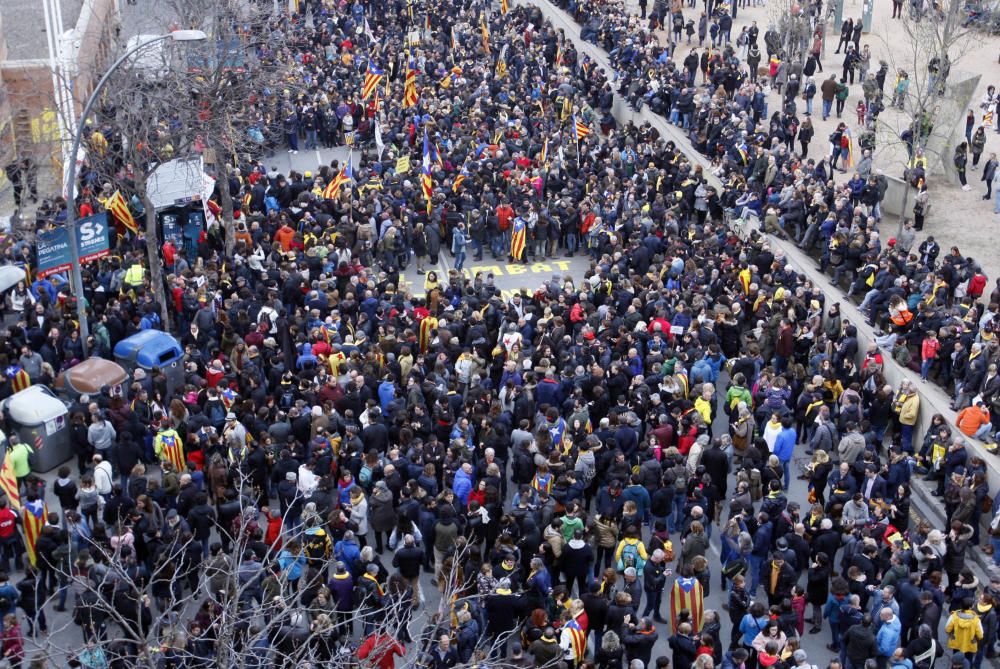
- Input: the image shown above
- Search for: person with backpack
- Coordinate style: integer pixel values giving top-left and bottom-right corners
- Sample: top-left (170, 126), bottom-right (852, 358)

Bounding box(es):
top-left (615, 525), bottom-right (648, 576)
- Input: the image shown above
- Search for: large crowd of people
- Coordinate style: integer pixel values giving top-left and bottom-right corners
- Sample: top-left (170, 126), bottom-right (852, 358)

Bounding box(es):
top-left (0, 0), bottom-right (999, 667)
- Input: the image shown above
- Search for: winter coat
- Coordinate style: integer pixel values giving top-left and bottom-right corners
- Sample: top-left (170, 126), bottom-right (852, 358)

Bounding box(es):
top-left (946, 609), bottom-right (984, 653)
top-left (368, 488), bottom-right (396, 533)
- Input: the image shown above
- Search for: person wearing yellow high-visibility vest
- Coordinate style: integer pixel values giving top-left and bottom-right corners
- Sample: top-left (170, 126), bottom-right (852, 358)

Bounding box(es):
top-left (123, 256), bottom-right (145, 290)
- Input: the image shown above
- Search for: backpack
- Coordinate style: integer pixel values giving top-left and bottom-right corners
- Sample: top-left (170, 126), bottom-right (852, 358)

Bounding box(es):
top-left (206, 401), bottom-right (226, 428)
top-left (723, 557), bottom-right (747, 579)
top-left (618, 541), bottom-right (646, 574)
top-left (278, 384), bottom-right (296, 410)
top-left (662, 539), bottom-right (675, 562)
top-left (672, 466), bottom-right (688, 493)
top-left (359, 463), bottom-right (373, 488)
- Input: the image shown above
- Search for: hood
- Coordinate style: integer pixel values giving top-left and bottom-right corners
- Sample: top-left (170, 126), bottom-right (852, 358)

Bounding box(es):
top-left (568, 539), bottom-right (586, 549)
top-left (953, 611), bottom-right (980, 627)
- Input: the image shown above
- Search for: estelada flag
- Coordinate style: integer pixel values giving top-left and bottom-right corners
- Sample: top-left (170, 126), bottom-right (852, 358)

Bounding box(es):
top-left (158, 431), bottom-right (187, 473)
top-left (361, 62), bottom-right (385, 100)
top-left (23, 498), bottom-right (46, 567)
top-left (669, 576), bottom-right (704, 634)
top-left (564, 617), bottom-right (586, 662)
top-left (510, 217), bottom-right (527, 261)
top-left (0, 452), bottom-right (20, 512)
top-left (5, 366), bottom-right (30, 393)
top-left (107, 190), bottom-right (138, 234)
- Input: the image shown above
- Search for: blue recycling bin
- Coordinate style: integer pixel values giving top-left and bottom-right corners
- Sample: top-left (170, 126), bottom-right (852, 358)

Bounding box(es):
top-left (113, 330), bottom-right (185, 397)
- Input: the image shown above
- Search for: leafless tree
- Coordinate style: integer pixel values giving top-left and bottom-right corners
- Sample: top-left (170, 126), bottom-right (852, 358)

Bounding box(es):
top-left (868, 0), bottom-right (976, 224)
top-left (25, 467), bottom-right (525, 669)
top-left (79, 0), bottom-right (302, 326)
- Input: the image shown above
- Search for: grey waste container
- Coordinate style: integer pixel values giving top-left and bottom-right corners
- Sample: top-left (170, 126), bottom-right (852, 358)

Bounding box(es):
top-left (1, 385), bottom-right (71, 473)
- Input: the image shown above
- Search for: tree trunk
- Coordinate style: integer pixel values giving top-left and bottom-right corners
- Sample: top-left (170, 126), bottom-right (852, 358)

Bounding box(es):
top-left (218, 159), bottom-right (236, 257)
top-left (141, 192), bottom-right (172, 331)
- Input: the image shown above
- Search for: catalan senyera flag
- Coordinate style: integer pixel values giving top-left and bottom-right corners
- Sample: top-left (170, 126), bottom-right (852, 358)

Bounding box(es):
top-left (421, 131), bottom-right (434, 213)
top-left (453, 160), bottom-right (470, 193)
top-left (669, 576), bottom-right (704, 634)
top-left (510, 217), bottom-right (527, 261)
top-left (323, 153), bottom-right (354, 200)
top-left (107, 190), bottom-right (138, 234)
top-left (361, 61), bottom-right (385, 100)
top-left (418, 315), bottom-right (437, 354)
top-left (481, 14), bottom-right (491, 55)
top-left (502, 0), bottom-right (510, 12)
top-left (573, 114), bottom-right (592, 141)
top-left (403, 59), bottom-right (419, 108)
top-left (23, 498), bottom-right (46, 567)
top-left (0, 454), bottom-right (20, 513)
top-left (538, 138), bottom-right (548, 165)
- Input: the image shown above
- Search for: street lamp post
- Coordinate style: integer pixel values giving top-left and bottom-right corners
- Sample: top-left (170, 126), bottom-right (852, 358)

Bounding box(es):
top-left (65, 29), bottom-right (206, 358)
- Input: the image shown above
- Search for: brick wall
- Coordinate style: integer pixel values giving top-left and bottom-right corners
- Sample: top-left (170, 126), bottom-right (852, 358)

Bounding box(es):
top-left (0, 0), bottom-right (119, 182)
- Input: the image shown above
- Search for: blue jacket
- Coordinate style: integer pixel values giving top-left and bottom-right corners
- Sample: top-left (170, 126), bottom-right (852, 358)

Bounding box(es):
top-left (752, 521), bottom-right (773, 557)
top-left (378, 381), bottom-right (395, 415)
top-left (534, 378), bottom-right (563, 408)
top-left (740, 613), bottom-right (770, 646)
top-left (333, 539), bottom-right (360, 569)
top-left (876, 615), bottom-right (901, 656)
top-left (0, 583), bottom-right (17, 617)
top-left (453, 468), bottom-right (474, 505)
top-left (772, 427), bottom-right (797, 463)
top-left (277, 550), bottom-right (306, 581)
top-left (823, 593), bottom-right (846, 623)
top-left (623, 484), bottom-right (651, 519)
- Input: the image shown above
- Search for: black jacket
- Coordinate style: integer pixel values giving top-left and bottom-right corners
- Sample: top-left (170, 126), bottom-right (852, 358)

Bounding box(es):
top-left (843, 623), bottom-right (878, 663)
top-left (187, 503), bottom-right (218, 541)
top-left (392, 545), bottom-right (424, 579)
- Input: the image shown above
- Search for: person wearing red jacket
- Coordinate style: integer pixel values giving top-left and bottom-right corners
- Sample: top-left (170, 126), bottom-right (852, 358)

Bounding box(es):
top-left (921, 330), bottom-right (941, 381)
top-left (0, 499), bottom-right (19, 574)
top-left (357, 632), bottom-right (405, 669)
